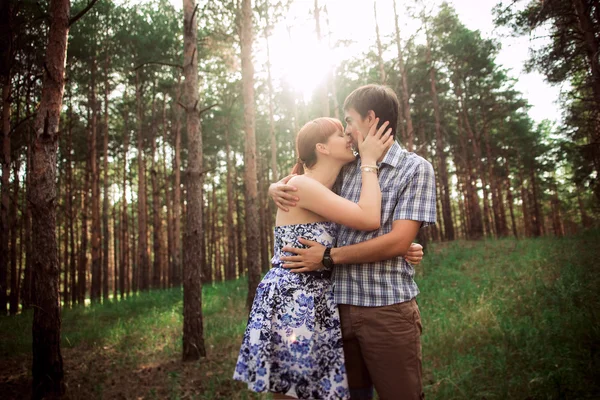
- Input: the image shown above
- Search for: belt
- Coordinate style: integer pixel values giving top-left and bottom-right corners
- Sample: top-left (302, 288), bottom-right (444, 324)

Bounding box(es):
top-left (272, 263), bottom-right (332, 279)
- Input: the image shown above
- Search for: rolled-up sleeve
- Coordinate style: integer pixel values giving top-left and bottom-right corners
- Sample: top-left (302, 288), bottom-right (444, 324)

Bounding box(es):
top-left (392, 159), bottom-right (437, 227)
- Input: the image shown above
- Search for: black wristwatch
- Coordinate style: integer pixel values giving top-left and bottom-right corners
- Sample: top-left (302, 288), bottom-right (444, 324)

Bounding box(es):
top-left (322, 247), bottom-right (334, 268)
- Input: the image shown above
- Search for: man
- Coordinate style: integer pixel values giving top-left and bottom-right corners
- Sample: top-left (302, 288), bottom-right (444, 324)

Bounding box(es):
top-left (269, 84), bottom-right (436, 399)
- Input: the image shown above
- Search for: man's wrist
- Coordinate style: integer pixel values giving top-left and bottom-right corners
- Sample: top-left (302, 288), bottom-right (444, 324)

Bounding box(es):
top-left (330, 247), bottom-right (343, 265)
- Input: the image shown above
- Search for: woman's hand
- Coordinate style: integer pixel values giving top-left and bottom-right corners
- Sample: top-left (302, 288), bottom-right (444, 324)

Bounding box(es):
top-left (357, 118), bottom-right (394, 165)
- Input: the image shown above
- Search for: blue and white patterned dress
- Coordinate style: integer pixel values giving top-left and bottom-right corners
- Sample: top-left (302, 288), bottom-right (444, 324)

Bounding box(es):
top-left (233, 222), bottom-right (350, 399)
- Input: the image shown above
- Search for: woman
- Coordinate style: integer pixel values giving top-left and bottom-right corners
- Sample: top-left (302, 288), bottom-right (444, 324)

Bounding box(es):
top-left (233, 117), bottom-right (393, 399)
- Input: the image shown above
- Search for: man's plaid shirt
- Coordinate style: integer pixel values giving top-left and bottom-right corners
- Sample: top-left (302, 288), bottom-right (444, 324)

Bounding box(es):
top-left (331, 141), bottom-right (437, 307)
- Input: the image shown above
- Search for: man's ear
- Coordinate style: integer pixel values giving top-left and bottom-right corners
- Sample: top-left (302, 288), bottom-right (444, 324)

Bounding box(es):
top-left (366, 110), bottom-right (377, 126)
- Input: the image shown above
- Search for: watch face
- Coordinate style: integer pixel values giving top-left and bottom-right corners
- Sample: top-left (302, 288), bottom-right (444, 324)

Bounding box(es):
top-left (323, 256), bottom-right (333, 268)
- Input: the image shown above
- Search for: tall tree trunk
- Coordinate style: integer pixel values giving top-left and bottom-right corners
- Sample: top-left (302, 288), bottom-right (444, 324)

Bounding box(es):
top-left (102, 54), bottom-right (110, 302)
top-left (78, 156), bottom-right (90, 305)
top-left (90, 58), bottom-right (102, 303)
top-left (172, 78), bottom-right (183, 287)
top-left (162, 104), bottom-right (174, 288)
top-left (67, 90), bottom-right (76, 306)
top-left (313, 0), bottom-right (329, 117)
top-left (529, 168), bottom-right (543, 237)
top-left (236, 169), bottom-right (245, 278)
top-left (150, 91), bottom-right (162, 289)
top-left (121, 95), bottom-right (129, 298)
top-left (550, 182), bottom-right (564, 237)
top-left (242, 0), bottom-right (261, 309)
top-left (182, 0), bottom-right (206, 362)
top-left (323, 7), bottom-right (340, 120)
top-left (136, 71), bottom-right (150, 291)
top-left (374, 1), bottom-right (386, 84)
top-left (258, 158), bottom-right (268, 273)
top-left (21, 141), bottom-right (33, 310)
top-left (426, 31), bottom-right (454, 240)
top-left (264, 14), bottom-right (278, 182)
top-left (225, 126), bottom-right (236, 280)
top-left (456, 106), bottom-right (483, 239)
top-left (30, 0), bottom-right (69, 395)
top-left (1, 71), bottom-right (10, 316)
top-left (112, 204), bottom-right (118, 298)
top-left (9, 162), bottom-right (19, 314)
top-left (393, 0), bottom-right (413, 151)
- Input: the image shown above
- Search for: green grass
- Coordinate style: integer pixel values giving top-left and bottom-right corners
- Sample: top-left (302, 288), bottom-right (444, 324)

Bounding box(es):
top-left (1, 231), bottom-right (599, 399)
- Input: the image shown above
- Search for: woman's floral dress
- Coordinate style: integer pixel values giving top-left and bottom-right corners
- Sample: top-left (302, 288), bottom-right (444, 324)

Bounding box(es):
top-left (233, 222), bottom-right (350, 399)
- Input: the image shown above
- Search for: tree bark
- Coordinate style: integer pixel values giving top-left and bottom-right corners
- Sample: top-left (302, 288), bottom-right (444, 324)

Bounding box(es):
top-left (242, 0), bottom-right (261, 309)
top-left (182, 0), bottom-right (206, 362)
top-left (30, 0), bottom-right (69, 396)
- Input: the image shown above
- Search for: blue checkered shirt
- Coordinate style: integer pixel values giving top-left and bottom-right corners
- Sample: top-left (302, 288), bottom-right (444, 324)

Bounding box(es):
top-left (331, 141), bottom-right (437, 307)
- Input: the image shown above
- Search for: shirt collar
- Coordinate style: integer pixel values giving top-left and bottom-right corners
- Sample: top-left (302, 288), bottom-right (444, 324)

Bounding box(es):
top-left (379, 141), bottom-right (405, 169)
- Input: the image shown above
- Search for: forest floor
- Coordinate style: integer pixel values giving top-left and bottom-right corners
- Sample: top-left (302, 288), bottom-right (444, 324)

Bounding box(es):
top-left (1, 230), bottom-right (599, 399)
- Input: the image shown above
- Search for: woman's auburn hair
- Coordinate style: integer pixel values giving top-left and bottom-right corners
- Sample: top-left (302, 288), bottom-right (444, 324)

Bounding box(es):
top-left (291, 117), bottom-right (344, 175)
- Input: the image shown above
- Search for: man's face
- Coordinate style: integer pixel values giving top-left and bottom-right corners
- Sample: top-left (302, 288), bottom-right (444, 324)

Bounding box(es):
top-left (344, 108), bottom-right (373, 151)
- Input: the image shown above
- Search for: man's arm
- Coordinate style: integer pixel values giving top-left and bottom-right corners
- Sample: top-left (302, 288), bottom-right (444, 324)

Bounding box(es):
top-left (269, 175), bottom-right (299, 211)
top-left (331, 220), bottom-right (421, 264)
top-left (281, 220), bottom-right (421, 272)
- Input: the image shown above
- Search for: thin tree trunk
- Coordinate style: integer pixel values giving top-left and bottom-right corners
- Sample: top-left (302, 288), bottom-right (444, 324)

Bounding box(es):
top-left (426, 31), bottom-right (454, 240)
top-left (30, 0), bottom-right (69, 395)
top-left (1, 72), bottom-right (10, 316)
top-left (225, 126), bottom-right (236, 280)
top-left (393, 0), bottom-right (413, 151)
top-left (121, 95), bottom-right (129, 299)
top-left (150, 90), bottom-right (162, 290)
top-left (264, 13), bottom-right (278, 182)
top-left (79, 154), bottom-right (90, 305)
top-left (374, 1), bottom-right (386, 84)
top-left (67, 89), bottom-right (76, 306)
top-left (172, 78), bottom-right (183, 287)
top-left (9, 162), bottom-right (19, 314)
top-left (136, 71), bottom-right (150, 291)
top-left (90, 58), bottom-right (101, 303)
top-left (162, 108), bottom-right (174, 288)
top-left (102, 54), bottom-right (110, 302)
top-left (113, 203), bottom-right (118, 298)
top-left (313, 0), bottom-right (329, 117)
top-left (182, 0), bottom-right (206, 361)
top-left (236, 169), bottom-right (245, 278)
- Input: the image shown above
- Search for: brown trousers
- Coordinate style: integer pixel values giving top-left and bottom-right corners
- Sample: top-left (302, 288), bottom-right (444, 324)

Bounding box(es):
top-left (338, 299), bottom-right (424, 400)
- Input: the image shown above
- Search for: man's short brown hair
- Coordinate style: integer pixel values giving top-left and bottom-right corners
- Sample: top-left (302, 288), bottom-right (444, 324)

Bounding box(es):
top-left (343, 84), bottom-right (400, 139)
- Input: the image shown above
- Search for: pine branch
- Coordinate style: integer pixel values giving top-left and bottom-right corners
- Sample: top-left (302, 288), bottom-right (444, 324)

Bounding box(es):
top-left (69, 0), bottom-right (101, 27)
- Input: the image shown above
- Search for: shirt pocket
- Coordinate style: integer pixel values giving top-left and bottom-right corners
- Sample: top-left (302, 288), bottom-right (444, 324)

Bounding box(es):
top-left (380, 187), bottom-right (399, 227)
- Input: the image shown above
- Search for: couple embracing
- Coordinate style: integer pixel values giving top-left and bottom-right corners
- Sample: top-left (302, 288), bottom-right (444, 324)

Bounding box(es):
top-left (234, 84), bottom-right (437, 400)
